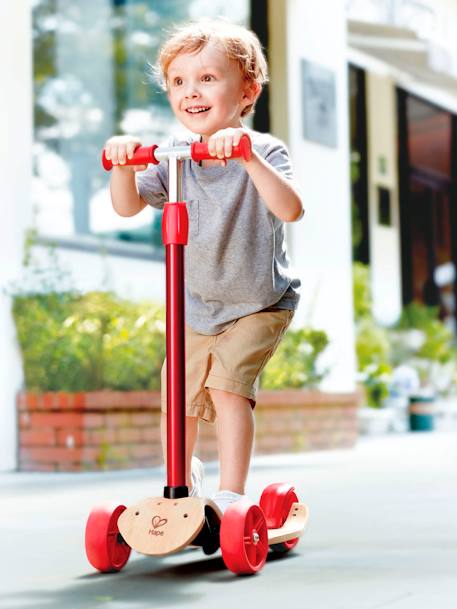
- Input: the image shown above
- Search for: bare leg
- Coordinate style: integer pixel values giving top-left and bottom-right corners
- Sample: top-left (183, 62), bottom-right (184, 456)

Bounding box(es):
top-left (160, 413), bottom-right (199, 489)
top-left (208, 388), bottom-right (254, 495)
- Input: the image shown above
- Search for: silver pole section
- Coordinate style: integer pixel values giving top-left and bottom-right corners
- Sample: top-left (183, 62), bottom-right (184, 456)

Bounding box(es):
top-left (155, 146), bottom-right (192, 162)
top-left (168, 155), bottom-right (183, 202)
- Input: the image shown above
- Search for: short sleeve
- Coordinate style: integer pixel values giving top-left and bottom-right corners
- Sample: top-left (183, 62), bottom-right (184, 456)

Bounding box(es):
top-left (263, 139), bottom-right (295, 182)
top-left (261, 136), bottom-right (304, 221)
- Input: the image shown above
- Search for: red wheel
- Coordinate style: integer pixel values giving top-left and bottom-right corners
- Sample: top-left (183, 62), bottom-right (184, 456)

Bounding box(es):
top-left (220, 499), bottom-right (269, 575)
top-left (260, 483), bottom-right (300, 554)
top-left (85, 504), bottom-right (131, 573)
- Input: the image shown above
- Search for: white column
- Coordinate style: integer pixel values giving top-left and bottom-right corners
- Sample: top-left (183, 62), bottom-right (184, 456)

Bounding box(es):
top-left (366, 73), bottom-right (402, 326)
top-left (281, 0), bottom-right (356, 391)
top-left (0, 1), bottom-right (33, 470)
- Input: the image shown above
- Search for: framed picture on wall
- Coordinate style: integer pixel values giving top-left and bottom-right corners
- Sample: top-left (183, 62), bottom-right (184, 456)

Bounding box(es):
top-left (301, 59), bottom-right (337, 148)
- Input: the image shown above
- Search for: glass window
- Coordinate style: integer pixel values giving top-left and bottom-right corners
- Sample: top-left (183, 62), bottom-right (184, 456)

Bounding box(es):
top-left (32, 0), bottom-right (249, 252)
top-left (407, 96), bottom-right (452, 179)
top-left (348, 65), bottom-right (369, 263)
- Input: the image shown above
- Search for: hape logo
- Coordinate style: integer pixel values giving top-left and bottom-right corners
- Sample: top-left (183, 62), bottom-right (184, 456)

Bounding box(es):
top-left (149, 515), bottom-right (168, 536)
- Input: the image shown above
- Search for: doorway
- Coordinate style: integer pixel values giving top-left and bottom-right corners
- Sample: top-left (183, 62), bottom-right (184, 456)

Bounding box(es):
top-left (398, 90), bottom-right (457, 331)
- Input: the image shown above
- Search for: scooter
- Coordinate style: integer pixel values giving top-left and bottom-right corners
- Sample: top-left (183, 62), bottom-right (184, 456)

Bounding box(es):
top-left (84, 134), bottom-right (309, 575)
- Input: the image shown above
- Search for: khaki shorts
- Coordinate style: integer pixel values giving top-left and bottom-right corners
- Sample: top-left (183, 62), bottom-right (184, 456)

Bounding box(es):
top-left (160, 308), bottom-right (294, 424)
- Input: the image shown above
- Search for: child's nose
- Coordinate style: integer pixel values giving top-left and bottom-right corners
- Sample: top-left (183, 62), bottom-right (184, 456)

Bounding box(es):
top-left (184, 83), bottom-right (200, 98)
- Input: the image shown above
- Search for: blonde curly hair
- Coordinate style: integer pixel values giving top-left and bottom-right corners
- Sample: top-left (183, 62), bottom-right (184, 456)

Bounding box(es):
top-left (153, 19), bottom-right (269, 117)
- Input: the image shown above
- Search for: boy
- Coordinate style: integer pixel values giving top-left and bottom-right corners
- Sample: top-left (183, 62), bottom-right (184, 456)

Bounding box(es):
top-left (105, 19), bottom-right (304, 513)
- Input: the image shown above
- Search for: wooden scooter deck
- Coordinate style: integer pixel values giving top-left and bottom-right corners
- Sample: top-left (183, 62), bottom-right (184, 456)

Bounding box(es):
top-left (267, 502), bottom-right (309, 545)
top-left (118, 496), bottom-right (309, 556)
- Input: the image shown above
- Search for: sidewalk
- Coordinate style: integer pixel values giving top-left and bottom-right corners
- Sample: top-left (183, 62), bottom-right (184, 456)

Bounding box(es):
top-left (1, 431), bottom-right (456, 609)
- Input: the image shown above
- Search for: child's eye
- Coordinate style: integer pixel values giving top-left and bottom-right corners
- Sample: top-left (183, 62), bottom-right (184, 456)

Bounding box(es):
top-left (173, 77), bottom-right (183, 86)
top-left (202, 74), bottom-right (214, 82)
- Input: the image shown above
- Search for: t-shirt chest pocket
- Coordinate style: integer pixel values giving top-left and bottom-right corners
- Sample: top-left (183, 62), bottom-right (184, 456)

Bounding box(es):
top-left (187, 199), bottom-right (199, 238)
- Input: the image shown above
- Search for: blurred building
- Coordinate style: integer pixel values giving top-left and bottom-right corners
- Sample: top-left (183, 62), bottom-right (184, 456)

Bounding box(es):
top-left (347, 0), bottom-right (457, 332)
top-left (1, 0), bottom-right (456, 470)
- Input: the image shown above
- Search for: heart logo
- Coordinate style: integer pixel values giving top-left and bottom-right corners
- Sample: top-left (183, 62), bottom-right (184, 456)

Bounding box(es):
top-left (151, 515), bottom-right (168, 529)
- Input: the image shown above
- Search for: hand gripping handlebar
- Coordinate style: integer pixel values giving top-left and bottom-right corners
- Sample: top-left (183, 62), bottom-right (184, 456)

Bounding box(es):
top-left (101, 134), bottom-right (252, 170)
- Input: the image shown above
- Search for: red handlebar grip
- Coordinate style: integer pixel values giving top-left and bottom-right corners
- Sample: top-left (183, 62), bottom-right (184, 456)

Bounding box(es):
top-left (101, 145), bottom-right (159, 171)
top-left (191, 133), bottom-right (252, 162)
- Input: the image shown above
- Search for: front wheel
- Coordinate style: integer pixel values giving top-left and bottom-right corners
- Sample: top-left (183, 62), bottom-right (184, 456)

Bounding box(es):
top-left (85, 503), bottom-right (131, 573)
top-left (220, 500), bottom-right (269, 575)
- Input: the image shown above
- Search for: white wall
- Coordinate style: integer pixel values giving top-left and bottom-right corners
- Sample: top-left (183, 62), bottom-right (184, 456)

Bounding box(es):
top-left (0, 1), bottom-right (33, 471)
top-left (366, 73), bottom-right (402, 326)
top-left (277, 0), bottom-right (356, 391)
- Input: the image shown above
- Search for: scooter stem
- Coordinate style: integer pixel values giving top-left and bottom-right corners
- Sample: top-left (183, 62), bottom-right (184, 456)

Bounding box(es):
top-left (163, 155), bottom-right (188, 499)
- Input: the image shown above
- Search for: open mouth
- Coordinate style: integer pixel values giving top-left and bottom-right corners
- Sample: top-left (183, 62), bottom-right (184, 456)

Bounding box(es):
top-left (185, 106), bottom-right (210, 115)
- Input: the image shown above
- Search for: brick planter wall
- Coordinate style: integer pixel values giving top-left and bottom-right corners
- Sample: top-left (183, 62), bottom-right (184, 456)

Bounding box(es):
top-left (17, 389), bottom-right (361, 472)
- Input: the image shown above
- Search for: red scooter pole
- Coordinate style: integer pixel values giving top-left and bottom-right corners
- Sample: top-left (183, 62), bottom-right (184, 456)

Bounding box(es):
top-left (102, 136), bottom-right (252, 498)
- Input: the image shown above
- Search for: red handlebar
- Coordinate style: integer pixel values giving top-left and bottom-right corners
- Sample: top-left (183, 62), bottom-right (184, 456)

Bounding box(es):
top-left (190, 134), bottom-right (252, 162)
top-left (102, 145), bottom-right (159, 171)
top-left (101, 134), bottom-right (252, 171)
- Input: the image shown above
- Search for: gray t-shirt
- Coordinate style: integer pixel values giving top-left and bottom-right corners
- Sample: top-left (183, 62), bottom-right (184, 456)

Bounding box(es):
top-left (136, 128), bottom-right (302, 335)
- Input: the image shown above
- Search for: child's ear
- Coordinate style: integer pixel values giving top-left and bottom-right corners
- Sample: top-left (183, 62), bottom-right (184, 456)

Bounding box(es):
top-left (244, 81), bottom-right (262, 103)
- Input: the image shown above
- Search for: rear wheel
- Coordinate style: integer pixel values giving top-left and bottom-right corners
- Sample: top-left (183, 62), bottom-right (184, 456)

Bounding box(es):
top-left (260, 483), bottom-right (300, 554)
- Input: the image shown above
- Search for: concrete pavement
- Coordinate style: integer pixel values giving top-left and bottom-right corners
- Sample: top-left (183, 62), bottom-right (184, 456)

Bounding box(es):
top-left (1, 431), bottom-right (456, 609)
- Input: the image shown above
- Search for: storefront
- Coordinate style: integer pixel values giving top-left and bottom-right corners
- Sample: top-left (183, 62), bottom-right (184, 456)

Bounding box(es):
top-left (348, 14), bottom-right (457, 332)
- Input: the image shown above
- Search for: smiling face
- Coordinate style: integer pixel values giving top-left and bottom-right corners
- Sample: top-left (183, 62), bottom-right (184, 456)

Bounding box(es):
top-left (166, 40), bottom-right (258, 141)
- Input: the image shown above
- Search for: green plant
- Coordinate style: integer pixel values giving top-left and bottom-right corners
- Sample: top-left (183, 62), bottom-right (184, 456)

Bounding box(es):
top-left (353, 261), bottom-right (372, 322)
top-left (358, 362), bottom-right (392, 408)
top-left (388, 301), bottom-right (457, 395)
top-left (260, 327), bottom-right (330, 389)
top-left (12, 291), bottom-right (166, 392)
top-left (397, 302), bottom-right (455, 363)
top-left (356, 317), bottom-right (391, 370)
top-left (353, 262), bottom-right (393, 407)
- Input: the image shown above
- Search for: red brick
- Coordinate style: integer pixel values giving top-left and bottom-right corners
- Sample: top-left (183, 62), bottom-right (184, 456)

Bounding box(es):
top-left (21, 446), bottom-right (83, 464)
top-left (42, 392), bottom-right (58, 410)
top-left (82, 414), bottom-right (105, 429)
top-left (105, 413), bottom-right (130, 428)
top-left (103, 445), bottom-right (131, 462)
top-left (19, 460), bottom-right (56, 472)
top-left (56, 429), bottom-right (85, 448)
top-left (130, 413), bottom-right (158, 427)
top-left (19, 412), bottom-right (31, 429)
top-left (117, 428), bottom-right (143, 444)
top-left (82, 446), bottom-right (105, 462)
top-left (129, 445), bottom-right (154, 459)
top-left (17, 393), bottom-right (27, 411)
top-left (21, 429), bottom-right (56, 447)
top-left (141, 427), bottom-right (161, 442)
top-left (26, 392), bottom-right (39, 410)
top-left (56, 462), bottom-right (82, 472)
top-left (56, 392), bottom-right (70, 409)
top-left (73, 392), bottom-right (86, 409)
top-left (86, 428), bottom-right (117, 445)
top-left (29, 412), bottom-right (83, 429)
top-left (84, 390), bottom-right (116, 409)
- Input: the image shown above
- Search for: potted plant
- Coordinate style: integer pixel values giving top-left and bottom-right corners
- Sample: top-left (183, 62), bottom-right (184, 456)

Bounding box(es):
top-left (353, 264), bottom-right (395, 434)
top-left (389, 303), bottom-right (457, 432)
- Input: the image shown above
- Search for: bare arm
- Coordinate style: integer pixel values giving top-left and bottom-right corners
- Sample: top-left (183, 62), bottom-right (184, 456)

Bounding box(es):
top-left (242, 149), bottom-right (304, 223)
top-left (110, 167), bottom-right (147, 217)
top-left (207, 128), bottom-right (304, 223)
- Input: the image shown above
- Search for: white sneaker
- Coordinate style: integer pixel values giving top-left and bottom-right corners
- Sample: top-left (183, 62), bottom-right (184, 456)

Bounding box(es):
top-left (189, 456), bottom-right (204, 497)
top-left (210, 489), bottom-right (244, 514)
